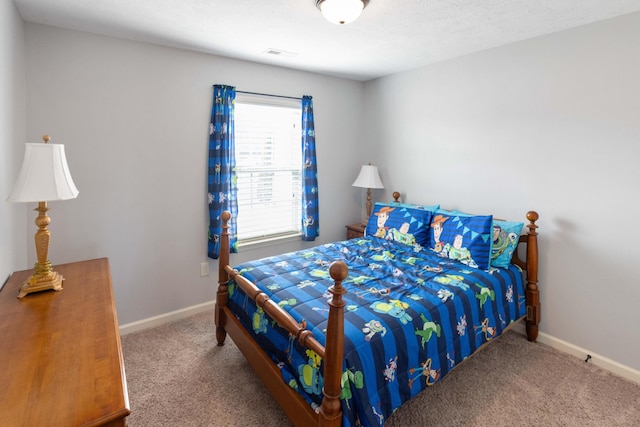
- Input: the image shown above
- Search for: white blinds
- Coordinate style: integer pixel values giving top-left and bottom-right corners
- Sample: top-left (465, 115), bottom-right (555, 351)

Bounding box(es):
top-left (235, 98), bottom-right (302, 241)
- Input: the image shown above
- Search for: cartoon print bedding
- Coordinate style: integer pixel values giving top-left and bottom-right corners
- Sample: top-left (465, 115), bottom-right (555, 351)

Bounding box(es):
top-left (227, 236), bottom-right (526, 427)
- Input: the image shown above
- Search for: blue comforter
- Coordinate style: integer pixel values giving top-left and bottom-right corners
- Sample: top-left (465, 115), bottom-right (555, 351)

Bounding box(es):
top-left (228, 236), bottom-right (526, 426)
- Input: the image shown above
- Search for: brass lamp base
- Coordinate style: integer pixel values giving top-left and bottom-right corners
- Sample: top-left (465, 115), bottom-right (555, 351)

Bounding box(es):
top-left (17, 201), bottom-right (66, 299)
top-left (18, 271), bottom-right (64, 299)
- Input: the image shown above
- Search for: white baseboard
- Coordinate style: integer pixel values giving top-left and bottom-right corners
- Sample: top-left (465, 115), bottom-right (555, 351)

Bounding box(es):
top-left (119, 303), bottom-right (640, 386)
top-left (119, 300), bottom-right (215, 336)
top-left (512, 323), bottom-right (640, 385)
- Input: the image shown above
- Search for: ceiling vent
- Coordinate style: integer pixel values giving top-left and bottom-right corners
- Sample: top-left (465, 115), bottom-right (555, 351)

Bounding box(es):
top-left (264, 48), bottom-right (297, 58)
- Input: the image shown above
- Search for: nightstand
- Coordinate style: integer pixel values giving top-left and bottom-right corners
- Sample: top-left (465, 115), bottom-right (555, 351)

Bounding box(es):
top-left (346, 223), bottom-right (366, 239)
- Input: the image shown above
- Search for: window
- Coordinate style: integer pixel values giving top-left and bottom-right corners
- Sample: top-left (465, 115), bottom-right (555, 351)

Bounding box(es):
top-left (234, 94), bottom-right (302, 244)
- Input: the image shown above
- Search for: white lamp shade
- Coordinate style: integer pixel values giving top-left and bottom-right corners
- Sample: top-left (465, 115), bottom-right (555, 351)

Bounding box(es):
top-left (352, 164), bottom-right (384, 189)
top-left (7, 143), bottom-right (79, 203)
top-left (319, 0), bottom-right (365, 25)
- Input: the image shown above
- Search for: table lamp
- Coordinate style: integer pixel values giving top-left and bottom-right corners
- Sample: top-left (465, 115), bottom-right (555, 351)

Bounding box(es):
top-left (7, 135), bottom-right (79, 298)
top-left (352, 163), bottom-right (384, 226)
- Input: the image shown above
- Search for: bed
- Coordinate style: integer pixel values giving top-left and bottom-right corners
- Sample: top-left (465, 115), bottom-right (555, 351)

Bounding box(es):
top-left (215, 195), bottom-right (540, 427)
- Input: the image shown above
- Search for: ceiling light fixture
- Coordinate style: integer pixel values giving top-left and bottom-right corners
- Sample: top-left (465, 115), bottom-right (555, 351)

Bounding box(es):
top-left (316, 0), bottom-right (369, 25)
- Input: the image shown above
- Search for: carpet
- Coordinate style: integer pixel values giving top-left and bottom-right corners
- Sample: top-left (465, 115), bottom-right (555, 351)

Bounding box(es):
top-left (121, 310), bottom-right (640, 426)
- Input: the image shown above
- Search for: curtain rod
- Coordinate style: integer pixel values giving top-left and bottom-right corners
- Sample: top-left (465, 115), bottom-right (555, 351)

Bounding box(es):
top-left (236, 90), bottom-right (302, 101)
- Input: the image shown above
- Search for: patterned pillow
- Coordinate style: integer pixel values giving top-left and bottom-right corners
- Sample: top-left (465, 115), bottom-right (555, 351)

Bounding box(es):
top-left (365, 202), bottom-right (432, 248)
top-left (491, 220), bottom-right (524, 268)
top-left (434, 209), bottom-right (524, 269)
top-left (390, 201), bottom-right (440, 212)
top-left (436, 208), bottom-right (469, 216)
top-left (428, 212), bottom-right (493, 270)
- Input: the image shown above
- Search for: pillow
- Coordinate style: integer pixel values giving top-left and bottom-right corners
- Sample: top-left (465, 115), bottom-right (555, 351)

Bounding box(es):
top-left (436, 208), bottom-right (471, 216)
top-left (365, 202), bottom-right (432, 248)
top-left (490, 220), bottom-right (524, 268)
top-left (428, 212), bottom-right (493, 270)
top-left (391, 201), bottom-right (440, 212)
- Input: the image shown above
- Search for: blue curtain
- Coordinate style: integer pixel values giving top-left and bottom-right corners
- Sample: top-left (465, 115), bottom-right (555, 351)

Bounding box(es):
top-left (208, 85), bottom-right (238, 259)
top-left (301, 95), bottom-right (319, 241)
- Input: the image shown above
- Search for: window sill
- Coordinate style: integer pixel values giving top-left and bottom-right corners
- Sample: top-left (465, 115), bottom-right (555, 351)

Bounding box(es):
top-left (237, 232), bottom-right (302, 251)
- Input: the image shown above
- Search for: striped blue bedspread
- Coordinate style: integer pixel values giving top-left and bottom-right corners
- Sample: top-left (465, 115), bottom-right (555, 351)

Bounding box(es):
top-left (228, 236), bottom-right (526, 427)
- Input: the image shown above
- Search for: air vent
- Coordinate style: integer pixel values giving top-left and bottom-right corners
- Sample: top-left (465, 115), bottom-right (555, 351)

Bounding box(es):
top-left (264, 48), bottom-right (297, 58)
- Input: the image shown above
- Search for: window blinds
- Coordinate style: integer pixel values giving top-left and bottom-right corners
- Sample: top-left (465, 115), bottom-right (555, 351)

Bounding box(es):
top-left (234, 99), bottom-right (302, 241)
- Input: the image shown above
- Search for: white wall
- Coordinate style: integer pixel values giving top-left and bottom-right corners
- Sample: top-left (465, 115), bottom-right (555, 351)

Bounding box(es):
top-left (364, 12), bottom-right (640, 371)
top-left (17, 8), bottom-right (639, 374)
top-left (24, 24), bottom-right (365, 324)
top-left (0, 0), bottom-right (27, 286)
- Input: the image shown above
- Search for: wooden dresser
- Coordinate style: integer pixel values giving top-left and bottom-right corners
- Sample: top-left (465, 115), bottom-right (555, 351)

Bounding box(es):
top-left (0, 258), bottom-right (130, 426)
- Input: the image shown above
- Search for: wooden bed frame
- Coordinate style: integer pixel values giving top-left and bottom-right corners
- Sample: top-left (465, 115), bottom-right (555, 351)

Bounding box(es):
top-left (215, 208), bottom-right (540, 427)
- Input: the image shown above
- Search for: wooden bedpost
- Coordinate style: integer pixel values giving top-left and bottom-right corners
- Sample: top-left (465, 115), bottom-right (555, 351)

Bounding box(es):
top-left (319, 261), bottom-right (348, 427)
top-left (525, 211), bottom-right (540, 342)
top-left (215, 211), bottom-right (232, 346)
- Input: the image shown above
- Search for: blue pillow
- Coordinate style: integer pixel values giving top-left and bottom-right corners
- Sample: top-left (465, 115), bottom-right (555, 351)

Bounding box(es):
top-left (390, 201), bottom-right (440, 212)
top-left (491, 220), bottom-right (524, 268)
top-left (436, 208), bottom-right (471, 216)
top-left (428, 212), bottom-right (493, 270)
top-left (365, 203), bottom-right (432, 248)
top-left (434, 209), bottom-right (523, 268)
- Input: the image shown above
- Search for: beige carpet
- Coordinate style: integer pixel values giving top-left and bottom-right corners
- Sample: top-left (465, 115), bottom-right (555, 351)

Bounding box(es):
top-left (121, 310), bottom-right (640, 426)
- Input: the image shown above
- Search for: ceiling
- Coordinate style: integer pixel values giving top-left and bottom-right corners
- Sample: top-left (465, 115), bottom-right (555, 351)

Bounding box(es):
top-left (14, 0), bottom-right (640, 81)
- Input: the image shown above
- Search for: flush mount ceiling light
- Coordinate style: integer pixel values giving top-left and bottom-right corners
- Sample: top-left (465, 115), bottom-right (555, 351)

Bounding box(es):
top-left (316, 0), bottom-right (369, 25)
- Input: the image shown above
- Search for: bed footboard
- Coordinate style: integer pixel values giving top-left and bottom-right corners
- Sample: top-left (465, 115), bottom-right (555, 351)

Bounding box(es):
top-left (215, 211), bottom-right (348, 427)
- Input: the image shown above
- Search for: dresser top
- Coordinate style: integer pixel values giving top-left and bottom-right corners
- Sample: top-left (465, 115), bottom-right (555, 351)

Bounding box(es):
top-left (0, 258), bottom-right (130, 426)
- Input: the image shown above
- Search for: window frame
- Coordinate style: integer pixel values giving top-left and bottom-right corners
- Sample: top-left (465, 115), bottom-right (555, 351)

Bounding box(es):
top-left (234, 92), bottom-right (303, 248)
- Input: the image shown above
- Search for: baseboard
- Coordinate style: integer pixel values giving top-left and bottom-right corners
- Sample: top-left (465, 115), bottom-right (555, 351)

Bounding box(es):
top-left (119, 304), bottom-right (640, 385)
top-left (512, 323), bottom-right (640, 385)
top-left (119, 300), bottom-right (215, 336)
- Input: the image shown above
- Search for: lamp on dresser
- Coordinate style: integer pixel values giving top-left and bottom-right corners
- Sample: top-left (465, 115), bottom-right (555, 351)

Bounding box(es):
top-left (352, 163), bottom-right (384, 226)
top-left (7, 135), bottom-right (79, 298)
